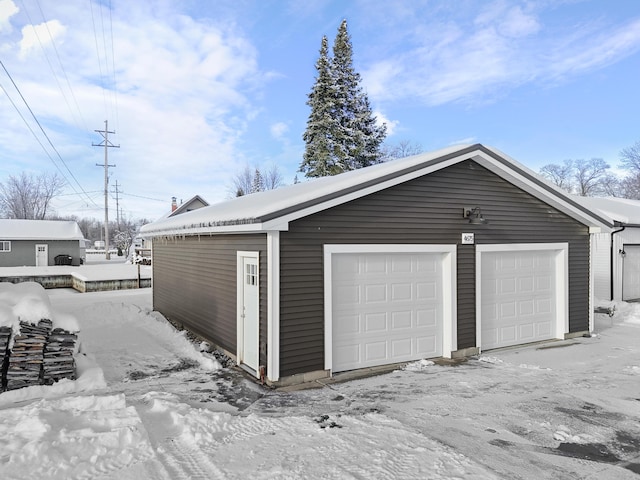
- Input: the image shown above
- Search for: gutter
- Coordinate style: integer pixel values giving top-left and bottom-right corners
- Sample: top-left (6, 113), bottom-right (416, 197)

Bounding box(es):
top-left (610, 222), bottom-right (626, 301)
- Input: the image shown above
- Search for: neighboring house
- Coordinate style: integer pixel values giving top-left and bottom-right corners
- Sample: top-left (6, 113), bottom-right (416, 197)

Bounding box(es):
top-left (0, 219), bottom-right (84, 267)
top-left (141, 144), bottom-right (612, 387)
top-left (578, 196), bottom-right (640, 302)
top-left (168, 195), bottom-right (209, 218)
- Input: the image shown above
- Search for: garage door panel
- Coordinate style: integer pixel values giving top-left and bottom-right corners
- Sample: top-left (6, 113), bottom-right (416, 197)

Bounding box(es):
top-left (365, 313), bottom-right (387, 332)
top-left (417, 281), bottom-right (437, 300)
top-left (519, 323), bottom-right (534, 340)
top-left (391, 283), bottom-right (412, 301)
top-left (481, 249), bottom-right (559, 350)
top-left (334, 314), bottom-right (359, 335)
top-left (332, 251), bottom-right (445, 372)
top-left (391, 256), bottom-right (412, 273)
top-left (391, 311), bottom-right (412, 329)
top-left (391, 338), bottom-right (412, 357)
top-left (365, 342), bottom-right (387, 362)
top-left (623, 246), bottom-right (640, 300)
top-left (335, 284), bottom-right (360, 306)
top-left (417, 308), bottom-right (438, 327)
top-left (365, 284), bottom-right (386, 303)
top-left (416, 336), bottom-right (437, 356)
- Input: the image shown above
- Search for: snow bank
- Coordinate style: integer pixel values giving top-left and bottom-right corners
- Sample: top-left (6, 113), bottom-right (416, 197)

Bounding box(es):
top-left (0, 392), bottom-right (154, 478)
top-left (0, 282), bottom-right (79, 332)
top-left (612, 300), bottom-right (640, 325)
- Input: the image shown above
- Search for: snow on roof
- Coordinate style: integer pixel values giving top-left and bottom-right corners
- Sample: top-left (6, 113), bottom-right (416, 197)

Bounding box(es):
top-left (140, 143), bottom-right (612, 237)
top-left (0, 219), bottom-right (84, 241)
top-left (576, 196), bottom-right (640, 225)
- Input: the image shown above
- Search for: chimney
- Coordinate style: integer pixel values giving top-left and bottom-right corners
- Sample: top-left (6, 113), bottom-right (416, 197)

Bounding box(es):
top-left (171, 196), bottom-right (177, 212)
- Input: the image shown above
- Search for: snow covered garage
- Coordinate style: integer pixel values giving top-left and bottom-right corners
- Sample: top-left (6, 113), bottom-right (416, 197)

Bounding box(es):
top-left (0, 219), bottom-right (84, 267)
top-left (578, 196), bottom-right (640, 302)
top-left (141, 144), bottom-right (612, 386)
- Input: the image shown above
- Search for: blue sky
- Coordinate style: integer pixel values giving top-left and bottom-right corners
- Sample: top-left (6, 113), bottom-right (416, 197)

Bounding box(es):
top-left (1, 0), bottom-right (639, 221)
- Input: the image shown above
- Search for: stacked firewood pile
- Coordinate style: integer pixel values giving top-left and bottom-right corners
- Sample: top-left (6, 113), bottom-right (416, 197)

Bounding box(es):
top-left (43, 328), bottom-right (77, 384)
top-left (0, 326), bottom-right (11, 386)
top-left (1, 319), bottom-right (78, 391)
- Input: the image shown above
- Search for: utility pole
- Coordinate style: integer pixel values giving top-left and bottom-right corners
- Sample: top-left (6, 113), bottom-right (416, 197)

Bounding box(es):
top-left (93, 120), bottom-right (119, 260)
top-left (112, 180), bottom-right (122, 231)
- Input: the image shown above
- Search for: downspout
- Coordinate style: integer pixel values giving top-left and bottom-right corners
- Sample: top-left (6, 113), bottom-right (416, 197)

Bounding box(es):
top-left (611, 222), bottom-right (626, 301)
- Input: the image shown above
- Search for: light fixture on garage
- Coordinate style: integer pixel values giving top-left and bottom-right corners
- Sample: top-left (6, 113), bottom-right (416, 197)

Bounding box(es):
top-left (463, 207), bottom-right (488, 225)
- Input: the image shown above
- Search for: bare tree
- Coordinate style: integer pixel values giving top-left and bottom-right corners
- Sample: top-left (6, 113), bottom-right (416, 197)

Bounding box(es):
top-left (573, 158), bottom-right (611, 196)
top-left (381, 139), bottom-right (423, 160)
top-left (620, 140), bottom-right (640, 173)
top-left (540, 160), bottom-right (574, 192)
top-left (231, 164), bottom-right (285, 197)
top-left (0, 172), bottom-right (66, 219)
top-left (539, 158), bottom-right (617, 197)
top-left (262, 164), bottom-right (284, 190)
top-left (231, 166), bottom-right (254, 197)
top-left (619, 172), bottom-right (640, 199)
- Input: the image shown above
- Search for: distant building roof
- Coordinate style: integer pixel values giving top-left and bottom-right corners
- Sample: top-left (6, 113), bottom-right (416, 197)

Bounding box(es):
top-left (0, 219), bottom-right (84, 240)
top-left (169, 195), bottom-right (209, 217)
top-left (577, 196), bottom-right (640, 226)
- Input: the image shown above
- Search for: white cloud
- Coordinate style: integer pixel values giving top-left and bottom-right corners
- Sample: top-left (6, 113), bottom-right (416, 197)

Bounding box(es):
top-left (499, 6), bottom-right (540, 38)
top-left (362, 5), bottom-right (640, 108)
top-left (270, 121), bottom-right (289, 140)
top-left (373, 110), bottom-right (398, 136)
top-left (19, 20), bottom-right (66, 58)
top-left (0, 0), bottom-right (267, 220)
top-left (0, 0), bottom-right (18, 34)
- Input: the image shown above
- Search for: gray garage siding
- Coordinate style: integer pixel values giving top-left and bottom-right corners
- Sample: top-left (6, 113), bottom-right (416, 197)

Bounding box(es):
top-left (0, 240), bottom-right (81, 267)
top-left (152, 234), bottom-right (268, 363)
top-left (278, 160), bottom-right (590, 377)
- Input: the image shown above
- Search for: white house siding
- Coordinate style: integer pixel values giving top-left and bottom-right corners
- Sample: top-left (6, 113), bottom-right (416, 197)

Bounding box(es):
top-left (591, 233), bottom-right (611, 300)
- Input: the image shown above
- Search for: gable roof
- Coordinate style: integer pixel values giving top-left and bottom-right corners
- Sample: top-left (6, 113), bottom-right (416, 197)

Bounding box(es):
top-left (169, 195), bottom-right (209, 217)
top-left (140, 144), bottom-right (613, 238)
top-left (0, 219), bottom-right (84, 240)
top-left (576, 196), bottom-right (640, 226)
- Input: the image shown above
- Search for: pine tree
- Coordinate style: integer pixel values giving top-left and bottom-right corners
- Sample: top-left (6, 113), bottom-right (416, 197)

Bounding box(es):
top-left (251, 168), bottom-right (264, 193)
top-left (300, 36), bottom-right (340, 177)
top-left (300, 20), bottom-right (386, 178)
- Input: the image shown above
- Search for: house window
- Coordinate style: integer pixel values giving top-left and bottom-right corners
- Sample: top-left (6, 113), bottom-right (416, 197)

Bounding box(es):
top-left (246, 263), bottom-right (257, 285)
top-left (0, 241), bottom-right (10, 252)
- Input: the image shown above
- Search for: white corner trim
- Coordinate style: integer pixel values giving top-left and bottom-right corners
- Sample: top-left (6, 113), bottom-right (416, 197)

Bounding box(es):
top-left (266, 232), bottom-right (280, 382)
top-left (323, 244), bottom-right (457, 374)
top-left (475, 243), bottom-right (569, 352)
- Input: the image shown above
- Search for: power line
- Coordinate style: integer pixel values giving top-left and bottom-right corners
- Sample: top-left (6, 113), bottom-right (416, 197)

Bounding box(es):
top-left (33, 0), bottom-right (91, 139)
top-left (89, 0), bottom-right (109, 119)
top-left (119, 192), bottom-right (166, 202)
top-left (108, 0), bottom-right (120, 131)
top-left (0, 60), bottom-right (99, 208)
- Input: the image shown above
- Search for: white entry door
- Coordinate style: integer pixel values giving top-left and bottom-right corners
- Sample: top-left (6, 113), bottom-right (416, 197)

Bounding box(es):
top-left (330, 251), bottom-right (445, 372)
top-left (479, 246), bottom-right (566, 350)
top-left (622, 245), bottom-right (640, 301)
top-left (237, 253), bottom-right (259, 374)
top-left (35, 244), bottom-right (48, 266)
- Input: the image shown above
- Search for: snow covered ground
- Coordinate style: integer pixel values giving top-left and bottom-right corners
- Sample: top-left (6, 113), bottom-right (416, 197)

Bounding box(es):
top-left (1, 283), bottom-right (639, 479)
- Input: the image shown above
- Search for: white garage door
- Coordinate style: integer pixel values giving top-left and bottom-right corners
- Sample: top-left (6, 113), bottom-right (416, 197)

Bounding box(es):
top-left (480, 249), bottom-right (558, 350)
top-left (623, 245), bottom-right (640, 301)
top-left (331, 252), bottom-right (444, 372)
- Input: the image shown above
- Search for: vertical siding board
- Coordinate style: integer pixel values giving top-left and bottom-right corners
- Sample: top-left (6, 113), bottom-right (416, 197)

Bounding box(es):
top-left (152, 234), bottom-right (267, 366)
top-left (278, 160), bottom-right (590, 377)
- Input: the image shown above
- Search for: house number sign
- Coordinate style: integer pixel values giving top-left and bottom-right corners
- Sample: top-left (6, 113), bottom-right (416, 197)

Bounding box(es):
top-left (461, 233), bottom-right (475, 245)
